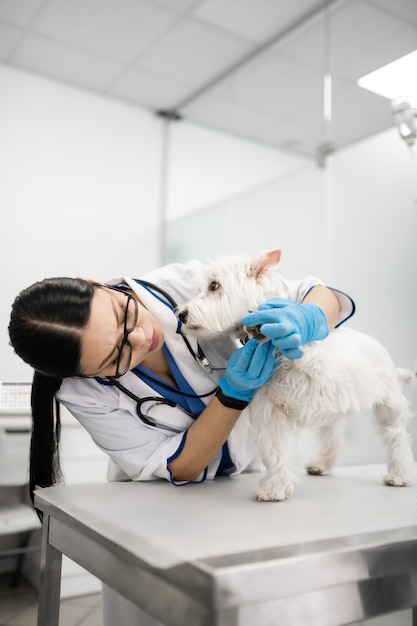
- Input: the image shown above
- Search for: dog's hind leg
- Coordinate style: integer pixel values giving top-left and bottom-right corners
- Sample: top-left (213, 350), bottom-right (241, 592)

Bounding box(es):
top-left (251, 404), bottom-right (298, 502)
top-left (374, 398), bottom-right (415, 486)
top-left (306, 420), bottom-right (340, 476)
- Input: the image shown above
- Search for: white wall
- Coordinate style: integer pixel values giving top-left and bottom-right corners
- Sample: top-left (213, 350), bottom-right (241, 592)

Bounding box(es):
top-left (0, 65), bottom-right (165, 591)
top-left (0, 64), bottom-right (163, 381)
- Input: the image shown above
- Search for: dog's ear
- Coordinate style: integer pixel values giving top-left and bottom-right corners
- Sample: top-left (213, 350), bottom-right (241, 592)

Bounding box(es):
top-left (248, 249), bottom-right (282, 279)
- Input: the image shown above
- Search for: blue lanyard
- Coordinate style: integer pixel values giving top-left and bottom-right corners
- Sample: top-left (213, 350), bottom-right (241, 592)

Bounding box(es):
top-left (132, 345), bottom-right (206, 417)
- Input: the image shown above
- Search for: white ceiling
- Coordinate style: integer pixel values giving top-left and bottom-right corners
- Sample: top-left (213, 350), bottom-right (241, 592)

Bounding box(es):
top-left (1, 0), bottom-right (417, 159)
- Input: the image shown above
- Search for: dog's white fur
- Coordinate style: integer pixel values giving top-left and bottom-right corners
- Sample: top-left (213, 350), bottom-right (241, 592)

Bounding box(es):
top-left (177, 249), bottom-right (416, 501)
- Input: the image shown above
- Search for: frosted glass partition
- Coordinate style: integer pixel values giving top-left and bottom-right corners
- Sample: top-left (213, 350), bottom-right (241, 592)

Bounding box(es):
top-left (162, 1), bottom-right (417, 468)
top-left (164, 157), bottom-right (328, 281)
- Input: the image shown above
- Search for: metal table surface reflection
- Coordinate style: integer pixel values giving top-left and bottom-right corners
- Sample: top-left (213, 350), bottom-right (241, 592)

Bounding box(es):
top-left (35, 464), bottom-right (417, 626)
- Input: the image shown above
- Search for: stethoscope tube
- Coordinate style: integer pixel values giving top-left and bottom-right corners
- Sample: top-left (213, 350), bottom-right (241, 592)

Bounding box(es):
top-left (107, 377), bottom-right (214, 433)
top-left (107, 377), bottom-right (175, 426)
top-left (139, 279), bottom-right (219, 375)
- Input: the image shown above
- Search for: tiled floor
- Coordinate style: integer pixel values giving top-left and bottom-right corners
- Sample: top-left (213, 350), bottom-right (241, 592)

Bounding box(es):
top-left (0, 573), bottom-right (102, 626)
top-left (0, 572), bottom-right (414, 625)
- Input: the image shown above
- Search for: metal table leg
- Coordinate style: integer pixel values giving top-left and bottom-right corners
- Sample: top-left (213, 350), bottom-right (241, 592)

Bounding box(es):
top-left (37, 515), bottom-right (62, 626)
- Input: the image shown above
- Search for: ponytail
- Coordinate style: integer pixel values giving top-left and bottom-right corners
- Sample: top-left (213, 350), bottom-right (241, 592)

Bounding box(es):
top-left (8, 277), bottom-right (96, 518)
top-left (30, 371), bottom-right (64, 519)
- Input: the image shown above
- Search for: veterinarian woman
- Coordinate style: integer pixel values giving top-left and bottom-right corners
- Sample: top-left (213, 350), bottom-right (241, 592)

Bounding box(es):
top-left (8, 253), bottom-right (354, 626)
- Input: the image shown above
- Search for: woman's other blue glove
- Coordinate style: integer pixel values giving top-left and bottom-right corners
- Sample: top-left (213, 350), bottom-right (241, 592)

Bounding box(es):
top-left (241, 298), bottom-right (329, 360)
top-left (218, 339), bottom-right (278, 403)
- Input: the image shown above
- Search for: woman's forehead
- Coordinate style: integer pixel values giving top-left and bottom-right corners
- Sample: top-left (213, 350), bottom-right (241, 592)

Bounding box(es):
top-left (79, 288), bottom-right (122, 375)
top-left (95, 285), bottom-right (125, 306)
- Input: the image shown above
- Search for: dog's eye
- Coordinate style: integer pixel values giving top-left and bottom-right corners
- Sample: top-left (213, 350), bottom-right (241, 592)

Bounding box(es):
top-left (209, 281), bottom-right (220, 291)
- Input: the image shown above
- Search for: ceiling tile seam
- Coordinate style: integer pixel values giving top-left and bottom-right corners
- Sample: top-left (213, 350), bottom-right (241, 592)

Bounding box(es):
top-left (163, 0), bottom-right (345, 115)
top-left (366, 0), bottom-right (417, 28)
top-left (3, 4), bottom-right (185, 68)
top-left (150, 0), bottom-right (203, 19)
top-left (1, 0), bottom-right (50, 63)
top-left (6, 27), bottom-right (127, 69)
top-left (100, 12), bottom-right (255, 94)
top-left (118, 14), bottom-right (190, 66)
top-left (101, 15), bottom-right (190, 93)
top-left (0, 0), bottom-right (48, 31)
top-left (3, 28), bottom-right (31, 64)
top-left (6, 16), bottom-right (254, 94)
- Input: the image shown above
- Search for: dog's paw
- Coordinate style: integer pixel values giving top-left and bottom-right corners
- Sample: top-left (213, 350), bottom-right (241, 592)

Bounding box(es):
top-left (306, 463), bottom-right (330, 476)
top-left (384, 473), bottom-right (414, 487)
top-left (253, 477), bottom-right (294, 502)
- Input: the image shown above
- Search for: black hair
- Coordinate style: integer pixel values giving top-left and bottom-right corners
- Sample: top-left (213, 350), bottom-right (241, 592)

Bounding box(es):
top-left (8, 277), bottom-right (96, 516)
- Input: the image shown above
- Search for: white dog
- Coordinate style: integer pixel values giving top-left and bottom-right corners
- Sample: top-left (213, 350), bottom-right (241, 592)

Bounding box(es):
top-left (177, 249), bottom-right (416, 502)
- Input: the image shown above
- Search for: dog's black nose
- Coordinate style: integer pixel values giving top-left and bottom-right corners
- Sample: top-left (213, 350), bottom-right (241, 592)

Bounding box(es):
top-left (178, 310), bottom-right (188, 324)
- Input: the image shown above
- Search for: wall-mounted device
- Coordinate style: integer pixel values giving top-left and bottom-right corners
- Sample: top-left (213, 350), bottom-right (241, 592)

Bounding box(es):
top-left (391, 96), bottom-right (417, 148)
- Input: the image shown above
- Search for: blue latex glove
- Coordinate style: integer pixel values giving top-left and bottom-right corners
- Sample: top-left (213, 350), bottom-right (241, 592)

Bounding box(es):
top-left (218, 339), bottom-right (278, 402)
top-left (241, 298), bottom-right (329, 360)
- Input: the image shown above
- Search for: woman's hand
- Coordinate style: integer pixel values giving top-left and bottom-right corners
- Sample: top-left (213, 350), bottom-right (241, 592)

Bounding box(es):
top-left (241, 298), bottom-right (329, 360)
top-left (218, 338), bottom-right (278, 402)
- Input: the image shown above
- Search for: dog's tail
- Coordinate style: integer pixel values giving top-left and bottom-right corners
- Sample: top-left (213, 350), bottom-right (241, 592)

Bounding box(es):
top-left (397, 368), bottom-right (417, 386)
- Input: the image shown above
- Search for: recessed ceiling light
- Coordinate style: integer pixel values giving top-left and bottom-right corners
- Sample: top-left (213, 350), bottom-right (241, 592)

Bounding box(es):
top-left (358, 50), bottom-right (417, 107)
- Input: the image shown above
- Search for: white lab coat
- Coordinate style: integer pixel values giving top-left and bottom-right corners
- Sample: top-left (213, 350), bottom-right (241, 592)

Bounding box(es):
top-left (58, 259), bottom-right (354, 486)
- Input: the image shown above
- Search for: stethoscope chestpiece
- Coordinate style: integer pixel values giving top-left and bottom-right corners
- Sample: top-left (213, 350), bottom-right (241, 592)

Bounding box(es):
top-left (197, 355), bottom-right (212, 375)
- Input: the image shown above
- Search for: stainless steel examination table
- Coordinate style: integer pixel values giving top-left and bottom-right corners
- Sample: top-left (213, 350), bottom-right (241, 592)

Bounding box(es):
top-left (35, 464), bottom-right (417, 626)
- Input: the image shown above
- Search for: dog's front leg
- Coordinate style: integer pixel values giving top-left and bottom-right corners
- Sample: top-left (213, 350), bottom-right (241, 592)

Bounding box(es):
top-left (250, 396), bottom-right (298, 502)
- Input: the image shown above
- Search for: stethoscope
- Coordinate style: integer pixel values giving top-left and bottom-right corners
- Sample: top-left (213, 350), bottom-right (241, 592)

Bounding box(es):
top-left (140, 280), bottom-right (215, 375)
top-left (107, 375), bottom-right (216, 433)
top-left (102, 280), bottom-right (225, 433)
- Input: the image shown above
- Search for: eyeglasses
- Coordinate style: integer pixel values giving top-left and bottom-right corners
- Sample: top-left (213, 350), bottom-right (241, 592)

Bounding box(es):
top-left (113, 294), bottom-right (139, 378)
